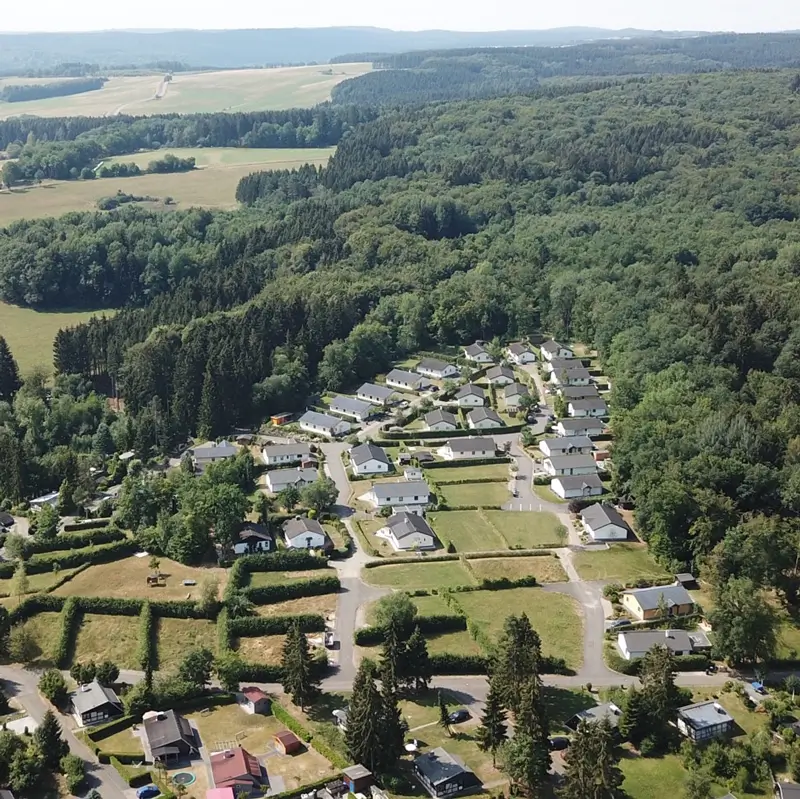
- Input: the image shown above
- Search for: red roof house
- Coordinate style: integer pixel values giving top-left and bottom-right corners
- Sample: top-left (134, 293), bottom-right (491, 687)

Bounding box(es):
top-left (240, 687), bottom-right (270, 715)
top-left (210, 747), bottom-right (263, 792)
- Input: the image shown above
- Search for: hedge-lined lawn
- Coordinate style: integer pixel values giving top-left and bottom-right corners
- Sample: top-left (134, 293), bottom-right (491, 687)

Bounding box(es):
top-left (427, 464), bottom-right (510, 482)
top-left (689, 688), bottom-right (766, 737)
top-left (235, 633), bottom-right (286, 664)
top-left (355, 519), bottom-right (405, 558)
top-left (533, 483), bottom-right (568, 504)
top-left (428, 511), bottom-right (507, 552)
top-left (157, 617), bottom-right (217, 669)
top-left (248, 568), bottom-right (331, 588)
top-left (255, 595), bottom-right (337, 618)
top-left (457, 588), bottom-right (583, 670)
top-left (187, 704), bottom-right (284, 758)
top-left (468, 555), bottom-right (567, 583)
top-left (100, 727), bottom-right (145, 756)
top-left (0, 568), bottom-right (81, 599)
top-left (74, 614), bottom-right (141, 669)
top-left (485, 510), bottom-right (565, 548)
top-left (440, 482), bottom-right (510, 507)
top-left (54, 556), bottom-right (228, 601)
top-left (362, 561), bottom-right (474, 589)
top-left (573, 544), bottom-right (669, 582)
top-left (17, 612), bottom-right (62, 665)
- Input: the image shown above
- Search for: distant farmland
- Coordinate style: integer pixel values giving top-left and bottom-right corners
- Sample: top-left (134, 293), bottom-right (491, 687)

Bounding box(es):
top-left (0, 64), bottom-right (370, 119)
top-left (0, 147), bottom-right (335, 224)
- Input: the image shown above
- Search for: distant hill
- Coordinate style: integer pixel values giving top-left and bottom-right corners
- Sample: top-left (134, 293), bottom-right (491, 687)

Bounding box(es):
top-left (0, 26), bottom-right (711, 72)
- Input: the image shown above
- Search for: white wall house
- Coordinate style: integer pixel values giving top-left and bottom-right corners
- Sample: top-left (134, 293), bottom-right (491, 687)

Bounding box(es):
top-left (350, 443), bottom-right (391, 476)
top-left (543, 454), bottom-right (598, 477)
top-left (377, 512), bottom-right (437, 551)
top-left (233, 523), bottom-right (274, 555)
top-left (262, 442), bottom-right (312, 466)
top-left (486, 365), bottom-right (515, 386)
top-left (503, 383), bottom-right (529, 411)
top-left (454, 384), bottom-right (485, 407)
top-left (362, 480), bottom-right (430, 510)
top-left (463, 341), bottom-right (494, 363)
top-left (568, 399), bottom-right (608, 418)
top-left (467, 408), bottom-right (504, 429)
top-left (329, 395), bottom-right (374, 422)
top-left (386, 369), bottom-right (431, 392)
top-left (440, 437), bottom-right (496, 461)
top-left (550, 366), bottom-right (592, 387)
top-left (416, 358), bottom-right (460, 380)
top-left (264, 467), bottom-right (319, 493)
top-left (192, 440), bottom-right (239, 470)
top-left (540, 339), bottom-right (574, 362)
top-left (539, 436), bottom-right (593, 459)
top-left (505, 342), bottom-right (536, 365)
top-left (299, 410), bottom-right (351, 438)
top-left (424, 409), bottom-right (458, 431)
top-left (357, 382), bottom-right (396, 406)
top-left (283, 518), bottom-right (332, 551)
top-left (555, 419), bottom-right (606, 437)
top-left (550, 474), bottom-right (604, 500)
top-left (580, 503), bottom-right (631, 541)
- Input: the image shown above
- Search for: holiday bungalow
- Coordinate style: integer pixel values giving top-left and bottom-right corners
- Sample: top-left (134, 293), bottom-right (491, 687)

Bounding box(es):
top-left (414, 748), bottom-right (481, 799)
top-left (362, 480), bottom-right (430, 511)
top-left (543, 454), bottom-right (598, 477)
top-left (234, 523), bottom-right (274, 555)
top-left (282, 517), bottom-right (333, 551)
top-left (568, 398), bottom-right (608, 418)
top-left (485, 365), bottom-right (515, 386)
top-left (298, 410), bottom-right (351, 438)
top-left (425, 409), bottom-right (459, 431)
top-left (440, 437), bottom-right (496, 461)
top-left (540, 339), bottom-right (573, 362)
top-left (261, 442), bottom-right (312, 467)
top-left (463, 341), bottom-right (493, 364)
top-left (191, 440), bottom-right (239, 470)
top-left (416, 358), bottom-right (460, 380)
top-left (356, 383), bottom-right (396, 406)
top-left (550, 474), bottom-right (604, 500)
top-left (329, 395), bottom-right (375, 423)
top-left (264, 467), bottom-right (318, 493)
top-left (467, 408), bottom-right (504, 430)
top-left (580, 504), bottom-right (631, 541)
top-left (377, 512), bottom-right (438, 552)
top-left (386, 369), bottom-right (431, 393)
top-left (350, 443), bottom-right (391, 476)
top-left (454, 384), bottom-right (485, 408)
top-left (538, 436), bottom-right (593, 459)
top-left (621, 585), bottom-right (695, 621)
top-left (70, 679), bottom-right (124, 727)
top-left (505, 342), bottom-right (536, 365)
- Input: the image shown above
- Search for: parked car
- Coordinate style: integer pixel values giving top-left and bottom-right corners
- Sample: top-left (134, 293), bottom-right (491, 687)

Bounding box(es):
top-left (548, 736), bottom-right (570, 751)
top-left (607, 619), bottom-right (631, 630)
top-left (448, 709), bottom-right (470, 724)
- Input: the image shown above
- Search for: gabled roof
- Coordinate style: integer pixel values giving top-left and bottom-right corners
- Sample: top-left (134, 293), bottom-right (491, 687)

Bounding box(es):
top-left (414, 748), bottom-right (475, 786)
top-left (357, 382), bottom-right (395, 401)
top-left (548, 357), bottom-right (577, 372)
top-left (71, 679), bottom-right (122, 715)
top-left (559, 385), bottom-right (600, 400)
top-left (299, 410), bottom-right (345, 430)
top-left (618, 629), bottom-right (694, 654)
top-left (283, 517), bottom-right (326, 540)
top-left (455, 383), bottom-right (485, 399)
top-left (193, 440), bottom-right (238, 459)
top-left (262, 442), bottom-right (311, 458)
top-left (486, 365), bottom-right (514, 381)
top-left (558, 418), bottom-right (606, 431)
top-left (507, 342), bottom-right (533, 356)
top-left (464, 341), bottom-right (489, 357)
top-left (566, 702), bottom-right (622, 730)
top-left (569, 398), bottom-right (608, 411)
top-left (503, 382), bottom-right (529, 398)
top-left (417, 357), bottom-right (454, 373)
top-left (546, 454), bottom-right (596, 470)
top-left (553, 474), bottom-right (604, 491)
top-left (541, 339), bottom-right (571, 356)
top-left (143, 710), bottom-right (195, 754)
top-left (370, 480), bottom-right (429, 500)
top-left (238, 523), bottom-right (273, 542)
top-left (265, 467), bottom-right (318, 486)
top-left (210, 747), bottom-right (261, 787)
top-left (351, 443), bottom-right (390, 467)
top-left (329, 395), bottom-right (373, 415)
top-left (386, 369), bottom-right (427, 386)
top-left (580, 503), bottom-right (630, 532)
top-left (446, 437), bottom-right (495, 453)
top-left (541, 435), bottom-right (593, 452)
top-left (555, 366), bottom-right (592, 381)
top-left (425, 409), bottom-right (457, 427)
top-left (242, 687), bottom-right (268, 702)
top-left (468, 407), bottom-right (502, 425)
top-left (623, 584), bottom-right (694, 611)
top-left (385, 512), bottom-right (436, 541)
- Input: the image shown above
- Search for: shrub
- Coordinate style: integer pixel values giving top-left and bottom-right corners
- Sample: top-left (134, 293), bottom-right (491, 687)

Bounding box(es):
top-left (54, 596), bottom-right (81, 668)
top-left (0, 539), bottom-right (137, 578)
top-left (229, 614), bottom-right (326, 637)
top-left (39, 668), bottom-right (69, 708)
top-left (423, 457), bottom-right (511, 469)
top-left (22, 526), bottom-right (124, 556)
top-left (243, 574), bottom-right (340, 605)
top-left (138, 601), bottom-right (155, 671)
top-left (429, 653), bottom-right (487, 675)
top-left (603, 583), bottom-right (623, 603)
top-left (110, 757), bottom-right (152, 788)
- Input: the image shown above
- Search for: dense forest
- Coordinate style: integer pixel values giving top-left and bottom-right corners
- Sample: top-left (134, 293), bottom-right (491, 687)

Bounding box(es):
top-left (0, 78), bottom-right (107, 104)
top-left (331, 33), bottom-right (800, 104)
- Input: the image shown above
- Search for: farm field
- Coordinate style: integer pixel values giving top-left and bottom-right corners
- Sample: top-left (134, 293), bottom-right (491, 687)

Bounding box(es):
top-left (573, 543), bottom-right (670, 582)
top-left (0, 302), bottom-right (113, 374)
top-left (0, 147), bottom-right (334, 225)
top-left (485, 510), bottom-right (566, 548)
top-left (362, 560), bottom-right (474, 590)
top-left (104, 146), bottom-right (334, 170)
top-left (439, 482), bottom-right (510, 507)
top-left (468, 555), bottom-right (568, 583)
top-left (73, 614), bottom-right (141, 669)
top-left (156, 617), bottom-right (217, 670)
top-left (0, 64), bottom-right (371, 119)
top-left (54, 556), bottom-right (228, 601)
top-left (428, 511), bottom-right (506, 552)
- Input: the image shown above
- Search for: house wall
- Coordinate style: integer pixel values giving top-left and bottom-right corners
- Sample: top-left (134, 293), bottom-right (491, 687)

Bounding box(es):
top-left (508, 351), bottom-right (536, 364)
top-left (353, 459), bottom-right (390, 475)
top-left (469, 419), bottom-right (502, 430)
top-left (428, 422), bottom-right (457, 432)
top-left (585, 522), bottom-right (628, 541)
top-left (233, 540), bottom-right (271, 555)
top-left (545, 461), bottom-right (597, 477)
top-left (456, 395), bottom-right (484, 407)
top-left (369, 492), bottom-right (429, 507)
top-left (488, 375), bottom-right (514, 386)
top-left (391, 533), bottom-right (436, 551)
top-left (358, 392), bottom-right (389, 405)
top-left (551, 481), bottom-right (603, 500)
top-left (447, 448), bottom-right (494, 460)
top-left (263, 452), bottom-right (304, 465)
top-left (287, 533), bottom-right (327, 549)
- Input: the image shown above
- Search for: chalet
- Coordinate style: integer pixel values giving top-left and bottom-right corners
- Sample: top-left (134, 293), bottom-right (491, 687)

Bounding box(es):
top-left (210, 747), bottom-right (263, 793)
top-left (540, 339), bottom-right (573, 362)
top-left (362, 480), bottom-right (430, 510)
top-left (298, 411), bottom-right (350, 438)
top-left (558, 384), bottom-right (601, 401)
top-left (356, 383), bottom-right (395, 406)
top-left (386, 369), bottom-right (431, 393)
top-left (350, 443), bottom-right (391, 476)
top-left (550, 366), bottom-right (592, 387)
top-left (70, 679), bottom-right (124, 727)
top-left (463, 341), bottom-right (493, 364)
top-left (543, 454), bottom-right (597, 477)
top-left (617, 629), bottom-right (711, 661)
top-left (262, 442), bottom-right (312, 467)
top-left (677, 701), bottom-right (734, 742)
top-left (454, 384), bottom-right (485, 408)
top-left (416, 358), bottom-right (459, 380)
top-left (377, 512), bottom-right (437, 551)
top-left (568, 398), bottom-right (608, 418)
top-left (555, 419), bottom-right (606, 438)
top-left (505, 342), bottom-right (536, 365)
top-left (329, 395), bottom-right (374, 422)
top-left (425, 409), bottom-right (458, 431)
top-left (440, 437), bottom-right (496, 461)
top-left (143, 710), bottom-right (198, 762)
top-left (621, 585), bottom-right (695, 621)
top-left (542, 356), bottom-right (577, 375)
top-left (234, 523), bottom-right (274, 555)
top-left (565, 702), bottom-right (622, 732)
top-left (191, 440), bottom-right (239, 470)
top-left (414, 748), bottom-right (481, 798)
top-left (503, 382), bottom-right (529, 411)
top-left (550, 474), bottom-right (604, 500)
top-left (538, 436), bottom-right (593, 458)
top-left (467, 408), bottom-right (503, 430)
top-left (580, 504), bottom-right (631, 541)
top-left (239, 687), bottom-right (270, 715)
top-left (282, 518), bottom-right (332, 551)
top-left (485, 365), bottom-right (515, 386)
top-left (264, 467), bottom-right (318, 493)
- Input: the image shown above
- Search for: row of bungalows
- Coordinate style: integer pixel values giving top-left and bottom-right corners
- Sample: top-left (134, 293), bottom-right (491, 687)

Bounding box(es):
top-left (416, 357), bottom-right (460, 380)
top-left (386, 369), bottom-right (432, 393)
top-left (540, 340), bottom-right (610, 418)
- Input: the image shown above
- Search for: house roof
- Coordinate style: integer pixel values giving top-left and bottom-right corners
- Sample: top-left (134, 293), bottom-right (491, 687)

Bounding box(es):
top-left (242, 687), bottom-right (268, 702)
top-left (555, 366), bottom-right (592, 381)
top-left (541, 339), bottom-right (571, 356)
top-left (542, 435), bottom-right (593, 452)
top-left (580, 503), bottom-right (630, 532)
top-left (623, 584), bottom-right (694, 611)
top-left (559, 385), bottom-right (600, 400)
top-left (777, 784), bottom-right (800, 799)
top-left (143, 710), bottom-right (195, 754)
top-left (357, 383), bottom-right (395, 401)
top-left (386, 369), bottom-right (427, 386)
top-left (677, 701), bottom-right (733, 730)
top-left (193, 440), bottom-right (238, 459)
top-left (370, 481), bottom-right (429, 500)
top-left (414, 451), bottom-right (434, 462)
top-left (486, 365), bottom-right (514, 381)
top-left (558, 418), bottom-right (605, 431)
top-left (299, 410), bottom-right (345, 430)
top-left (468, 407), bottom-right (503, 425)
top-left (618, 629), bottom-right (694, 655)
top-left (446, 437), bottom-right (495, 453)
top-left (414, 748), bottom-right (475, 786)
top-left (507, 342), bottom-right (533, 356)
top-left (455, 384), bottom-right (485, 399)
top-left (71, 679), bottom-right (122, 715)
top-left (210, 747), bottom-right (261, 787)
top-left (417, 357), bottom-right (453, 373)
top-left (385, 512), bottom-right (435, 541)
top-left (464, 342), bottom-right (489, 357)
top-left (274, 730), bottom-right (301, 748)
top-left (567, 702), bottom-right (622, 730)
top-left (343, 765), bottom-right (372, 781)
top-left (207, 790), bottom-right (235, 799)
top-left (283, 517), bottom-right (326, 541)
top-left (548, 357), bottom-right (577, 372)
top-left (265, 467), bottom-right (318, 486)
top-left (425, 409), bottom-right (457, 427)
top-left (553, 474), bottom-right (604, 491)
top-left (503, 382), bottom-right (529, 399)
top-left (546, 454), bottom-right (597, 470)
top-left (569, 398), bottom-right (608, 412)
top-left (238, 523), bottom-right (273, 542)
top-left (262, 442), bottom-right (311, 458)
top-left (350, 443), bottom-right (390, 467)
top-left (330, 396), bottom-right (373, 416)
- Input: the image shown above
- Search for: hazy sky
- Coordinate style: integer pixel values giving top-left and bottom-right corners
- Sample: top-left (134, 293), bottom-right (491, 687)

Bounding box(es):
top-left (0, 0), bottom-right (796, 34)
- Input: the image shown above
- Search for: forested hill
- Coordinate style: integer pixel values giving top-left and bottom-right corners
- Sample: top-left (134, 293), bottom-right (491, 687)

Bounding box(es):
top-left (331, 33), bottom-right (800, 104)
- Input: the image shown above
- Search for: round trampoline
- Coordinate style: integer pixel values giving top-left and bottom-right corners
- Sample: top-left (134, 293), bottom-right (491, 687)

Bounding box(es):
top-left (172, 772), bottom-right (196, 786)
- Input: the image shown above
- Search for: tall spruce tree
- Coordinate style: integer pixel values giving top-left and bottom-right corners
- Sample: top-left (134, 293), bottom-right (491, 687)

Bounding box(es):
top-left (377, 662), bottom-right (405, 774)
top-left (197, 365), bottom-right (222, 440)
top-left (638, 644), bottom-right (682, 753)
top-left (345, 661), bottom-right (384, 773)
top-left (404, 625), bottom-right (431, 693)
top-left (559, 717), bottom-right (623, 799)
top-left (476, 677), bottom-right (507, 767)
top-left (504, 678), bottom-right (550, 798)
top-left (280, 622), bottom-right (319, 710)
top-left (438, 691), bottom-right (451, 736)
top-left (381, 618), bottom-right (406, 694)
top-left (618, 687), bottom-right (648, 749)
top-left (493, 613), bottom-right (542, 714)
top-left (33, 709), bottom-right (68, 770)
top-left (0, 337), bottom-right (20, 403)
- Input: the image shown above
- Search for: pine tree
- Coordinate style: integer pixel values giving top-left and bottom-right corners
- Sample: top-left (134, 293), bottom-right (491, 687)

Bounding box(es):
top-left (638, 644), bottom-right (681, 753)
top-left (381, 618), bottom-right (406, 694)
top-left (504, 678), bottom-right (550, 798)
top-left (493, 613), bottom-right (542, 714)
top-left (345, 661), bottom-right (384, 773)
top-left (559, 717), bottom-right (623, 799)
top-left (197, 366), bottom-right (221, 439)
top-left (33, 709), bottom-right (68, 770)
top-left (0, 337), bottom-right (21, 403)
top-left (618, 687), bottom-right (648, 748)
top-left (377, 662), bottom-right (405, 774)
top-left (404, 625), bottom-right (431, 693)
top-left (438, 691), bottom-right (451, 736)
top-left (280, 622), bottom-right (319, 710)
top-left (92, 422), bottom-right (115, 456)
top-left (476, 677), bottom-right (507, 767)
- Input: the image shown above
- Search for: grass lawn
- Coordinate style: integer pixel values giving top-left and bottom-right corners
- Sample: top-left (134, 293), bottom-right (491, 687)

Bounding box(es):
top-left (156, 617), bottom-right (217, 670)
top-left (236, 634), bottom-right (287, 663)
top-left (484, 510), bottom-right (565, 548)
top-left (54, 556), bottom-right (228, 601)
top-left (457, 588), bottom-right (583, 670)
top-left (73, 614), bottom-right (141, 669)
top-left (355, 519), bottom-right (402, 558)
top-left (361, 561), bottom-right (474, 590)
top-left (573, 543), bottom-right (669, 582)
top-left (0, 568), bottom-right (80, 599)
top-left (428, 511), bottom-right (507, 552)
top-left (248, 568), bottom-right (332, 587)
top-left (366, 594), bottom-right (450, 625)
top-left (427, 464), bottom-right (510, 482)
top-left (533, 483), bottom-right (568, 504)
top-left (254, 595), bottom-right (337, 618)
top-left (439, 482), bottom-right (510, 507)
top-left (100, 727), bottom-right (144, 756)
top-left (468, 555), bottom-right (568, 584)
top-left (689, 688), bottom-right (767, 737)
top-left (14, 612), bottom-right (62, 666)
top-left (0, 302), bottom-right (113, 374)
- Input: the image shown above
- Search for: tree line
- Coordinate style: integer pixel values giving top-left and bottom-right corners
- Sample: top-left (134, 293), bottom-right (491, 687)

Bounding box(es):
top-left (0, 77), bottom-right (106, 103)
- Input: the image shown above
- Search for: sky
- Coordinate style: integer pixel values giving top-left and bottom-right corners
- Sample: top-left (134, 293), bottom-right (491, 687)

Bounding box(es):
top-left (0, 0), bottom-right (797, 34)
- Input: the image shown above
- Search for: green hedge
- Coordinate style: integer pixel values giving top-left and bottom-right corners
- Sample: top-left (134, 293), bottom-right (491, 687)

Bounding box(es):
top-left (87, 715), bottom-right (137, 742)
top-left (61, 519), bottom-right (112, 532)
top-left (267, 776), bottom-right (335, 799)
top-left (217, 607), bottom-right (232, 652)
top-left (110, 757), bottom-right (152, 788)
top-left (0, 539), bottom-right (137, 578)
top-left (271, 701), bottom-right (349, 770)
top-left (54, 596), bottom-right (81, 668)
top-left (354, 614), bottom-right (467, 646)
top-left (434, 477), bottom-right (508, 485)
top-left (424, 457), bottom-right (511, 469)
top-left (229, 613), bottom-right (326, 637)
top-left (479, 575), bottom-right (538, 590)
top-left (272, 700), bottom-right (313, 742)
top-left (138, 601), bottom-right (155, 671)
top-left (9, 593), bottom-right (65, 624)
top-left (22, 526), bottom-right (125, 556)
top-left (243, 551), bottom-right (328, 573)
top-left (442, 504), bottom-right (504, 511)
top-left (44, 562), bottom-right (92, 594)
top-left (429, 653), bottom-right (487, 674)
top-left (244, 574), bottom-right (340, 605)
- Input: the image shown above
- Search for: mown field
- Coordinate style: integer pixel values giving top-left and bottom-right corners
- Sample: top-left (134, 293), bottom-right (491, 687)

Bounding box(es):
top-left (0, 147), bottom-right (335, 225)
top-left (0, 64), bottom-right (371, 119)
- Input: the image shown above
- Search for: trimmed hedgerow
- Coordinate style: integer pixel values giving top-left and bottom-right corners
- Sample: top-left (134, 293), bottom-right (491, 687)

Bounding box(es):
top-left (243, 574), bottom-right (340, 605)
top-left (429, 653), bottom-right (487, 675)
top-left (22, 527), bottom-right (125, 556)
top-left (424, 457), bottom-right (511, 470)
top-left (54, 596), bottom-right (81, 668)
top-left (9, 593), bottom-right (65, 624)
top-left (354, 614), bottom-right (467, 646)
top-left (110, 757), bottom-right (152, 788)
top-left (270, 701), bottom-right (349, 770)
top-left (229, 613), bottom-right (326, 637)
top-left (61, 519), bottom-right (113, 533)
top-left (0, 539), bottom-right (137, 578)
top-left (137, 601), bottom-right (155, 672)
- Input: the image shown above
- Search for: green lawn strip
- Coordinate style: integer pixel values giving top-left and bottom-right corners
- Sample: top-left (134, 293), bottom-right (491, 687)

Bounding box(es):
top-left (361, 560), bottom-right (474, 590)
top-left (248, 569), bottom-right (330, 587)
top-left (439, 482), bottom-right (510, 507)
top-left (572, 544), bottom-right (669, 582)
top-left (428, 511), bottom-right (507, 552)
top-left (426, 465), bottom-right (511, 482)
top-left (483, 510), bottom-right (565, 548)
top-left (467, 555), bottom-right (567, 584)
top-left (532, 483), bottom-right (568, 504)
top-left (354, 519), bottom-right (404, 558)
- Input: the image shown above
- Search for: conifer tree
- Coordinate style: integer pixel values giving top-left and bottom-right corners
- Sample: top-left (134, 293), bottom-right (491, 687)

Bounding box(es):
top-left (381, 618), bottom-right (406, 694)
top-left (377, 662), bottom-right (405, 774)
top-left (33, 709), bottom-right (68, 770)
top-left (504, 678), bottom-right (550, 797)
top-left (493, 613), bottom-right (542, 714)
top-left (476, 677), bottom-right (507, 767)
top-left (438, 691), bottom-right (451, 736)
top-left (618, 687), bottom-right (648, 748)
top-left (404, 625), bottom-right (431, 693)
top-left (559, 717), bottom-right (623, 799)
top-left (197, 366), bottom-right (221, 440)
top-left (280, 622), bottom-right (319, 710)
top-left (345, 661), bottom-right (384, 773)
top-left (0, 337), bottom-right (21, 403)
